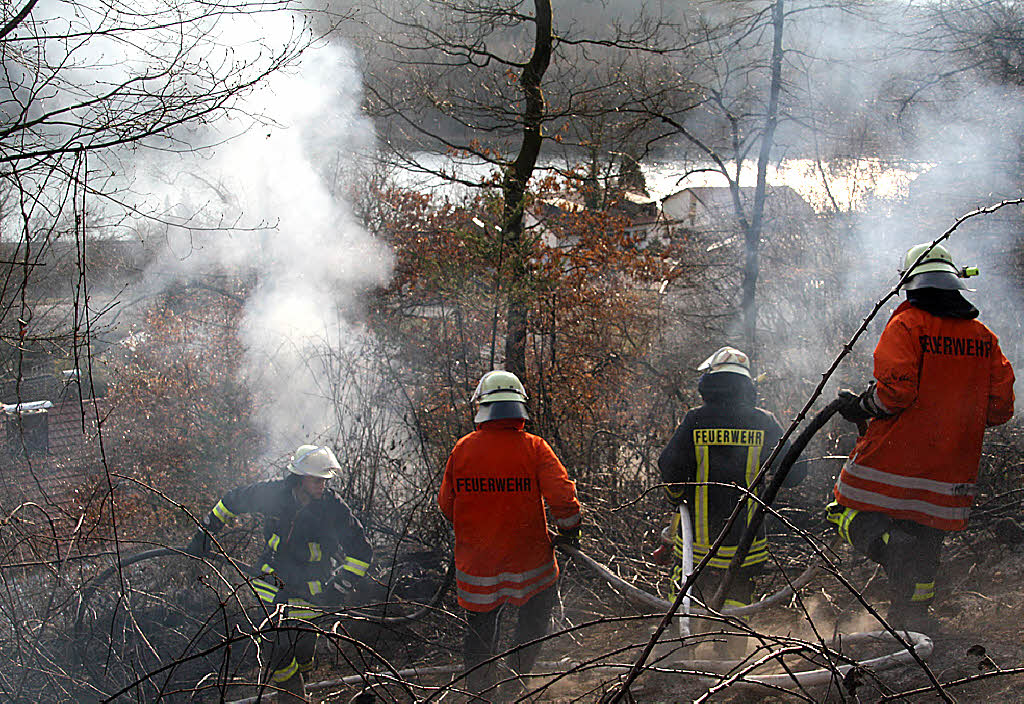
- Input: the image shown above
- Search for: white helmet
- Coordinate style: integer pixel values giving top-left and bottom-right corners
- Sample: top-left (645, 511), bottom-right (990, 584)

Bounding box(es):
top-left (900, 242), bottom-right (977, 291)
top-left (697, 346), bottom-right (751, 378)
top-left (471, 370), bottom-right (529, 423)
top-left (472, 370), bottom-right (528, 404)
top-left (288, 445), bottom-right (341, 479)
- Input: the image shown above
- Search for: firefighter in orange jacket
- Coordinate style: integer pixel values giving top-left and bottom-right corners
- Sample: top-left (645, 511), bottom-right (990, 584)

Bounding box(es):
top-left (829, 242), bottom-right (1015, 632)
top-left (439, 370), bottom-right (582, 698)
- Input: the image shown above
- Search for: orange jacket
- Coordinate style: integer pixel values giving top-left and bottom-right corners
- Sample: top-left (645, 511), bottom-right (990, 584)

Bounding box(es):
top-left (835, 300), bottom-right (1015, 530)
top-left (439, 418), bottom-right (581, 612)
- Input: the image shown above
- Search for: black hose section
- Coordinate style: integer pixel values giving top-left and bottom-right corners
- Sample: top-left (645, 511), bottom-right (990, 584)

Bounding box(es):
top-left (74, 547), bottom-right (263, 635)
top-left (73, 545), bottom-right (455, 635)
top-left (75, 395), bottom-right (839, 640)
top-left (714, 398), bottom-right (844, 609)
top-left (378, 553), bottom-right (455, 625)
top-left (776, 398), bottom-right (845, 488)
top-left (74, 547), bottom-right (179, 633)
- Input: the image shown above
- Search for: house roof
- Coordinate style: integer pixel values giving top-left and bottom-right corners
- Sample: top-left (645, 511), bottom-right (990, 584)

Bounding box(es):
top-left (1, 392), bottom-right (109, 521)
top-left (661, 184), bottom-right (816, 223)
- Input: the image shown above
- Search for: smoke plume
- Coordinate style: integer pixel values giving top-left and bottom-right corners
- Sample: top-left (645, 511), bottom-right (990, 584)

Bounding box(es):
top-left (126, 23), bottom-right (393, 458)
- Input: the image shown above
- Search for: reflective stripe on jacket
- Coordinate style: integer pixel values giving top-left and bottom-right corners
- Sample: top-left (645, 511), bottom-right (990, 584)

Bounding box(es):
top-left (438, 418), bottom-right (581, 612)
top-left (207, 478), bottom-right (372, 598)
top-left (835, 300), bottom-right (1015, 531)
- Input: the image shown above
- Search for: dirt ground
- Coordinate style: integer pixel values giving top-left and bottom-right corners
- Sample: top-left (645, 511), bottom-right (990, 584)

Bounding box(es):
top-left (302, 526), bottom-right (1024, 703)
top-left (527, 529), bottom-right (1024, 703)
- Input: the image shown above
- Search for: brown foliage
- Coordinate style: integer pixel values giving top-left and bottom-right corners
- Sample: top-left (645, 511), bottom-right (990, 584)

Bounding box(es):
top-left (370, 174), bottom-right (683, 516)
top-left (102, 287), bottom-right (262, 534)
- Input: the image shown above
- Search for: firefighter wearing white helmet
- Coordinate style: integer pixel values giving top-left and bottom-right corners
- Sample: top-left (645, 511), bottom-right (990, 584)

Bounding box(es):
top-left (697, 346), bottom-right (752, 377)
top-left (830, 241), bottom-right (1014, 633)
top-left (900, 241), bottom-right (977, 291)
top-left (659, 346), bottom-right (800, 658)
top-left (440, 369), bottom-right (581, 696)
top-left (288, 444), bottom-right (341, 478)
top-left (471, 369), bottom-right (530, 423)
top-left (185, 444), bottom-right (372, 701)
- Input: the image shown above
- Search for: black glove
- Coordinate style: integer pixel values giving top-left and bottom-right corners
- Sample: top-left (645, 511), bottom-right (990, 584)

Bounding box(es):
top-left (184, 528), bottom-right (211, 557)
top-left (552, 524), bottom-right (581, 550)
top-left (322, 571), bottom-right (359, 606)
top-left (837, 382), bottom-right (890, 425)
top-left (184, 514), bottom-right (220, 557)
top-left (837, 389), bottom-right (872, 425)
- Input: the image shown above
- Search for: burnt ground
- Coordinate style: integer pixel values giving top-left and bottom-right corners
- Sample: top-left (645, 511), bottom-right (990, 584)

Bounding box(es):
top-left (296, 526), bottom-right (1024, 703)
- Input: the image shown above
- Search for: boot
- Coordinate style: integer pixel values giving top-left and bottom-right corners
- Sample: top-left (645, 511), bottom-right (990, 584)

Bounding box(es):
top-left (886, 602), bottom-right (940, 635)
top-left (465, 661), bottom-right (499, 703)
top-left (496, 659), bottom-right (529, 702)
top-left (497, 677), bottom-right (528, 702)
top-left (272, 672), bottom-right (307, 703)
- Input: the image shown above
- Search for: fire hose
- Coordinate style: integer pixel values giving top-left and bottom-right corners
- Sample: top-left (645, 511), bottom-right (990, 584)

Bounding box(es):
top-left (79, 400), bottom-right (933, 697)
top-left (558, 513), bottom-right (932, 689)
top-left (557, 398), bottom-right (848, 619)
top-left (557, 398), bottom-right (933, 691)
top-left (73, 544), bottom-right (454, 636)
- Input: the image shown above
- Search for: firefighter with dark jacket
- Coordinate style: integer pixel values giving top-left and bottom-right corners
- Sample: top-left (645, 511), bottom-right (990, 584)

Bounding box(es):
top-left (439, 370), bottom-right (582, 699)
top-left (658, 346), bottom-right (802, 658)
top-left (830, 242), bottom-right (1015, 633)
top-left (186, 445), bottom-right (372, 702)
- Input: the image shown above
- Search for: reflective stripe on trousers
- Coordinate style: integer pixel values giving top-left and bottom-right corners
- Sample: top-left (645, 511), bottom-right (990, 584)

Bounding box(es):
top-left (253, 578), bottom-right (321, 620)
top-left (271, 657), bottom-right (299, 683)
top-left (911, 581), bottom-right (936, 603)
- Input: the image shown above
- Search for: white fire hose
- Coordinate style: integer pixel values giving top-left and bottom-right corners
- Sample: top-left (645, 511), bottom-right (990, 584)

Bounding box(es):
top-left (563, 503), bottom-right (933, 692)
top-left (676, 502), bottom-right (694, 641)
top-left (557, 503), bottom-right (821, 618)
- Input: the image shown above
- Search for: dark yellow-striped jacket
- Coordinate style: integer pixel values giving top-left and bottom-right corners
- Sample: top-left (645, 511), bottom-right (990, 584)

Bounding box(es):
top-left (658, 371), bottom-right (800, 569)
top-left (206, 478), bottom-right (372, 608)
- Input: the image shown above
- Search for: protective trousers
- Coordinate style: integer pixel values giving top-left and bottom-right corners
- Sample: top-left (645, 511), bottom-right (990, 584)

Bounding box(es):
top-left (258, 603), bottom-right (319, 702)
top-left (827, 502), bottom-right (945, 613)
top-left (680, 567), bottom-right (754, 660)
top-left (463, 585), bottom-right (555, 698)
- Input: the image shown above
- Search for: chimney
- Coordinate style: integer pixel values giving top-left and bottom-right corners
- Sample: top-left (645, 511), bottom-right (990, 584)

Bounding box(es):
top-left (4, 400), bottom-right (53, 457)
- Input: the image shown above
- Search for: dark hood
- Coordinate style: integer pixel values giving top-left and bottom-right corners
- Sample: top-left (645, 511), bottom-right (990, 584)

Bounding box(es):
top-left (697, 371), bottom-right (756, 407)
top-left (906, 288), bottom-right (979, 319)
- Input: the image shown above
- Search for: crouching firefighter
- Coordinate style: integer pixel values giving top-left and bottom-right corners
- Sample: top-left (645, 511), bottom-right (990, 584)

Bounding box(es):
top-left (439, 370), bottom-right (582, 699)
top-left (186, 445), bottom-right (373, 702)
top-left (830, 242), bottom-right (1015, 633)
top-left (658, 347), bottom-right (802, 659)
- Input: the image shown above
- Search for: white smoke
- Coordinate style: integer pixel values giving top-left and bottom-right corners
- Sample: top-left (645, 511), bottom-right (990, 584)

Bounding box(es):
top-left (124, 21), bottom-right (393, 455)
top-left (840, 44), bottom-right (1024, 392)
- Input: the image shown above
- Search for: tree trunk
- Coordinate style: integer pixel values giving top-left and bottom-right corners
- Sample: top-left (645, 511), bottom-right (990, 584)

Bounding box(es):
top-left (717, 0), bottom-right (785, 612)
top-left (501, 0), bottom-right (552, 381)
top-left (741, 0), bottom-right (784, 354)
